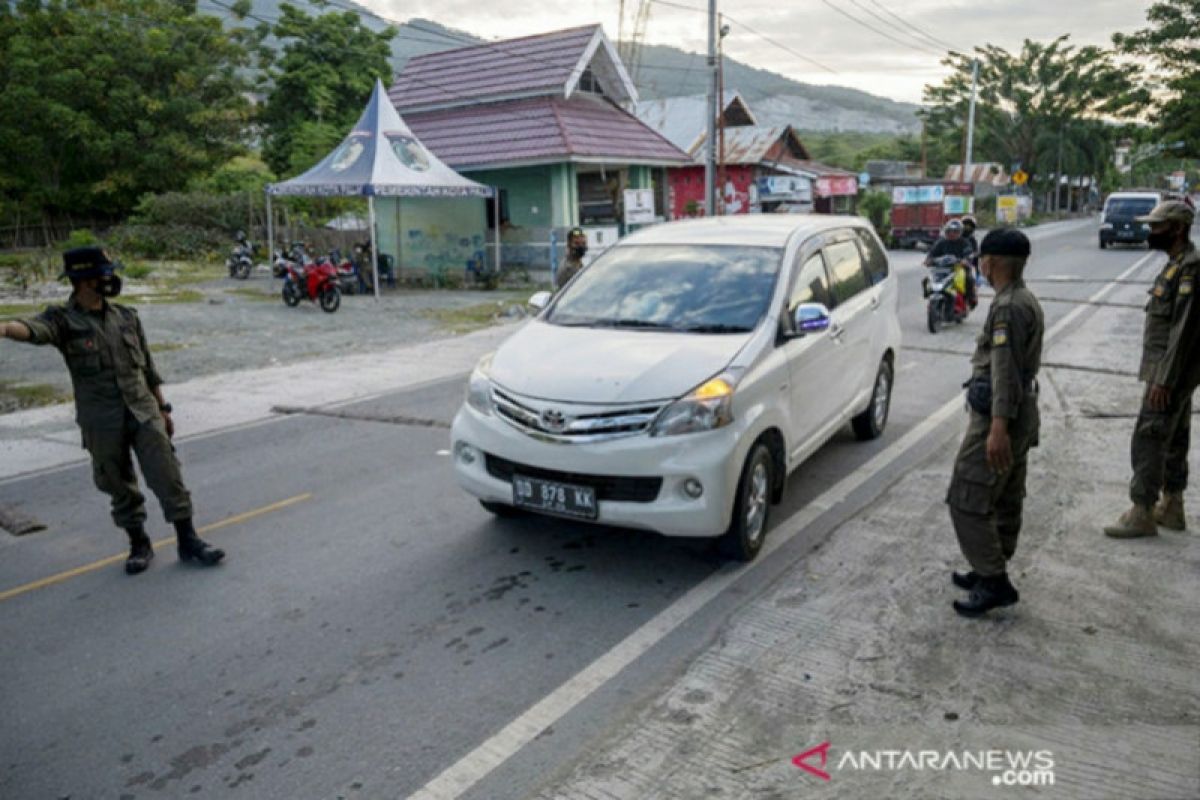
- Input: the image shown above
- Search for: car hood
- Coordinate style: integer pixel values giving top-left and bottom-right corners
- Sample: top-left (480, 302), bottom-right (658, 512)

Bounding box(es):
top-left (489, 320), bottom-right (752, 404)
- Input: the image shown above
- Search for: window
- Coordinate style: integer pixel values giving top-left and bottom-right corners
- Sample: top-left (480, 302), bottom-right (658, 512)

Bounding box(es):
top-left (789, 252), bottom-right (834, 313)
top-left (824, 239), bottom-right (870, 303)
top-left (855, 229), bottom-right (889, 285)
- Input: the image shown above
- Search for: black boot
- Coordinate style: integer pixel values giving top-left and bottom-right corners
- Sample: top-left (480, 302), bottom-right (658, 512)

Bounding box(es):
top-left (951, 570), bottom-right (981, 590)
top-left (952, 573), bottom-right (1019, 618)
top-left (125, 526), bottom-right (154, 575)
top-left (174, 518), bottom-right (225, 566)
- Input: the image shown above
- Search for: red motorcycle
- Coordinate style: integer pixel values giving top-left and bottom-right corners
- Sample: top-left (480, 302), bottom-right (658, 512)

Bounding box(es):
top-left (282, 259), bottom-right (341, 313)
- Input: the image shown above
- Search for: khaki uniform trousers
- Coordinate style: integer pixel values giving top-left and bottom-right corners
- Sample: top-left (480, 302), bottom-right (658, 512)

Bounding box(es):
top-left (83, 411), bottom-right (192, 529)
top-left (947, 397), bottom-right (1038, 576)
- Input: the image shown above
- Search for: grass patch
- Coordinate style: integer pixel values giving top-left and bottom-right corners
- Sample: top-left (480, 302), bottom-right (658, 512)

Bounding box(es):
top-left (420, 297), bottom-right (526, 334)
top-left (132, 289), bottom-right (205, 305)
top-left (0, 302), bottom-right (45, 318)
top-left (0, 381), bottom-right (71, 414)
top-left (225, 287), bottom-right (276, 302)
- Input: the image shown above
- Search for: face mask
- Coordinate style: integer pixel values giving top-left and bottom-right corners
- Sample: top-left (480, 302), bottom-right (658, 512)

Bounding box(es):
top-left (571, 245), bottom-right (587, 259)
top-left (1147, 231), bottom-right (1174, 252)
top-left (98, 274), bottom-right (122, 297)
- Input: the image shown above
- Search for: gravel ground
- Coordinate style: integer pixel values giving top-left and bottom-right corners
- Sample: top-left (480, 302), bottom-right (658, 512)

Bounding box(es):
top-left (0, 267), bottom-right (538, 411)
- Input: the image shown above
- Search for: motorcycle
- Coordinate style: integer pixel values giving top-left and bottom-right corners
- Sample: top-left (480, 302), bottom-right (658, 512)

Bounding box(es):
top-left (272, 241), bottom-right (312, 279)
top-left (281, 257), bottom-right (341, 313)
top-left (922, 254), bottom-right (975, 333)
top-left (325, 248), bottom-right (364, 295)
top-left (226, 235), bottom-right (254, 280)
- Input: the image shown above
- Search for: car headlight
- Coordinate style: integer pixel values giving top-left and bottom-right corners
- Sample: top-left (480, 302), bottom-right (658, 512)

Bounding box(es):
top-left (650, 374), bottom-right (737, 437)
top-left (466, 355), bottom-right (494, 416)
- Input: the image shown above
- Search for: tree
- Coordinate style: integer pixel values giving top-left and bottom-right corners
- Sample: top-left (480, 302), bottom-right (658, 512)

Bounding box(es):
top-left (922, 37), bottom-right (1145, 196)
top-left (1115, 0), bottom-right (1200, 158)
top-left (0, 0), bottom-right (253, 230)
top-left (259, 3), bottom-right (396, 176)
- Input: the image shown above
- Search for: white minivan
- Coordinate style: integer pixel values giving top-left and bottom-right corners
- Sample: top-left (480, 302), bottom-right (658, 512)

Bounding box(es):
top-left (450, 215), bottom-right (902, 560)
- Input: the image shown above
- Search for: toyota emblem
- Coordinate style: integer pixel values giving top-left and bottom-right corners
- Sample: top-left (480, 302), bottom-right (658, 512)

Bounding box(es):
top-left (540, 409), bottom-right (567, 432)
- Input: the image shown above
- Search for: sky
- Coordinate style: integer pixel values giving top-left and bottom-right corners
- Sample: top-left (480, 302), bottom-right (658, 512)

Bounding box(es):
top-left (363, 0), bottom-right (1153, 104)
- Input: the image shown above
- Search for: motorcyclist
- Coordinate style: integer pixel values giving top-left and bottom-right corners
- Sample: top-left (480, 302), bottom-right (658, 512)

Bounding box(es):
top-left (925, 219), bottom-right (977, 312)
top-left (961, 215), bottom-right (982, 284)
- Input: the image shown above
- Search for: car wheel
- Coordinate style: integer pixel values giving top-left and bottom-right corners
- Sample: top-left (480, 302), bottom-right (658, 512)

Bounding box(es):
top-left (480, 500), bottom-right (524, 517)
top-left (719, 443), bottom-right (773, 562)
top-left (852, 359), bottom-right (893, 441)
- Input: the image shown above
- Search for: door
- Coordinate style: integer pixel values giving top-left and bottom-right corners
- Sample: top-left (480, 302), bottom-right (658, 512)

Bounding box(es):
top-left (822, 234), bottom-right (877, 410)
top-left (782, 250), bottom-right (844, 455)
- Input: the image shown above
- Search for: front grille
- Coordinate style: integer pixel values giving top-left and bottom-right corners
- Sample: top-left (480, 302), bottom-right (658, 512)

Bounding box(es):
top-left (485, 454), bottom-right (663, 503)
top-left (491, 387), bottom-right (663, 442)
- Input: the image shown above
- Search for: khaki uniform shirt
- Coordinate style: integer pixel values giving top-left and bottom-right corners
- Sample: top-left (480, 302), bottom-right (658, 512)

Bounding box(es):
top-left (555, 255), bottom-right (584, 290)
top-left (1139, 243), bottom-right (1200, 391)
top-left (970, 278), bottom-right (1044, 419)
top-left (19, 298), bottom-right (163, 429)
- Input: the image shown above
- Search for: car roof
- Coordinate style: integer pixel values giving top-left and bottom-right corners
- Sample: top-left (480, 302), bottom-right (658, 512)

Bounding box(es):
top-left (619, 214), bottom-right (869, 248)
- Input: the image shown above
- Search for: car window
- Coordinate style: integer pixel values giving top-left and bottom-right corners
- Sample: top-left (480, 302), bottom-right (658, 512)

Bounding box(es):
top-left (789, 252), bottom-right (834, 312)
top-left (547, 244), bottom-right (783, 333)
top-left (824, 239), bottom-right (871, 303)
top-left (1106, 198), bottom-right (1157, 218)
top-left (855, 229), bottom-right (889, 285)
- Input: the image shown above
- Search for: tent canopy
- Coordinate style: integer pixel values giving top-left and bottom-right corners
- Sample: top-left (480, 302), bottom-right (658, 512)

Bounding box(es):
top-left (267, 79), bottom-right (493, 198)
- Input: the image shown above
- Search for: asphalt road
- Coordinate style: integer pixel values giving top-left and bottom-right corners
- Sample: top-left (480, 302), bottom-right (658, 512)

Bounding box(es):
top-left (0, 220), bottom-right (1161, 799)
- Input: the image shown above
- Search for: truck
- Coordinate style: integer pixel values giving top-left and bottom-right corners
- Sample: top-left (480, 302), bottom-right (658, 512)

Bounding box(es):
top-left (889, 181), bottom-right (974, 249)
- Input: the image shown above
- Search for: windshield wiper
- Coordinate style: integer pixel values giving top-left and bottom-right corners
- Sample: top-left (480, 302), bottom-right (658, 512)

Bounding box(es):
top-left (676, 323), bottom-right (752, 333)
top-left (587, 318), bottom-right (678, 330)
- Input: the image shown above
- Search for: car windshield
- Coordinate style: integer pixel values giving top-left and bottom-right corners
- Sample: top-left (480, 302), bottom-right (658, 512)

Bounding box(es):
top-left (1106, 198), bottom-right (1157, 218)
top-left (547, 244), bottom-right (783, 333)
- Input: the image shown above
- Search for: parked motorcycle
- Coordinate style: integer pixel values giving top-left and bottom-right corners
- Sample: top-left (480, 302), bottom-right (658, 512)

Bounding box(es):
top-left (272, 241), bottom-right (312, 279)
top-left (281, 258), bottom-right (341, 313)
top-left (226, 232), bottom-right (254, 280)
top-left (922, 254), bottom-right (975, 333)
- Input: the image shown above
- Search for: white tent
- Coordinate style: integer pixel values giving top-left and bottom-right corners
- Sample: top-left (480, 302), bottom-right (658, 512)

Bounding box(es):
top-left (265, 79), bottom-right (497, 298)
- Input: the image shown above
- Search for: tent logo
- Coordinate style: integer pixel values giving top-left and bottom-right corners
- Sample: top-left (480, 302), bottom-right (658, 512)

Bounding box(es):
top-left (386, 133), bottom-right (431, 172)
top-left (792, 741), bottom-right (832, 781)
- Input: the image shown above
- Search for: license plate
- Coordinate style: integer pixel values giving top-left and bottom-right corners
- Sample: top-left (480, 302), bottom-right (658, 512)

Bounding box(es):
top-left (1118, 230), bottom-right (1135, 238)
top-left (512, 475), bottom-right (598, 520)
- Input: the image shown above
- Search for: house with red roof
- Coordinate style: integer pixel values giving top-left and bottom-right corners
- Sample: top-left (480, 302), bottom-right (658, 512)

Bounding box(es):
top-left (382, 24), bottom-right (690, 274)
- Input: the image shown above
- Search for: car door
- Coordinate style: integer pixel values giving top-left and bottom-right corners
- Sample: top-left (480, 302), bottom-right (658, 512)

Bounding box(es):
top-left (854, 226), bottom-right (893, 366)
top-left (822, 232), bottom-right (876, 410)
top-left (781, 249), bottom-right (844, 457)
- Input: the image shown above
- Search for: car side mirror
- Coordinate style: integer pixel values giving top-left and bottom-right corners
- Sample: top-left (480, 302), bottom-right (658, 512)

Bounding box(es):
top-left (528, 291), bottom-right (552, 311)
top-left (793, 303), bottom-right (832, 336)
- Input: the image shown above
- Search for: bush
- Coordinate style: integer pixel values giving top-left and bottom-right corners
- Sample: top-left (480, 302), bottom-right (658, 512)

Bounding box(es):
top-left (130, 191), bottom-right (257, 233)
top-left (106, 223), bottom-right (227, 260)
top-left (63, 229), bottom-right (101, 249)
top-left (858, 190), bottom-right (892, 240)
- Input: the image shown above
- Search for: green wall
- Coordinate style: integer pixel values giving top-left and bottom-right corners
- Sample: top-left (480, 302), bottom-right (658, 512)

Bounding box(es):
top-left (375, 197), bottom-right (488, 276)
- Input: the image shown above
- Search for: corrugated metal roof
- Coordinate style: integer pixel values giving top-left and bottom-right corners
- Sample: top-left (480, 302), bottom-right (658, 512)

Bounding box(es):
top-left (944, 163), bottom-right (1009, 185)
top-left (795, 160), bottom-right (856, 178)
top-left (634, 92), bottom-right (756, 152)
top-left (405, 95), bottom-right (691, 170)
top-left (390, 26), bottom-right (598, 112)
top-left (687, 125), bottom-right (811, 165)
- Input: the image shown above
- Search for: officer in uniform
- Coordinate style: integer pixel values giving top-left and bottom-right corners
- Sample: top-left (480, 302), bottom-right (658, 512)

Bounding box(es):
top-left (946, 228), bottom-right (1043, 617)
top-left (1105, 200), bottom-right (1200, 538)
top-left (0, 247), bottom-right (224, 574)
top-left (554, 227), bottom-right (588, 290)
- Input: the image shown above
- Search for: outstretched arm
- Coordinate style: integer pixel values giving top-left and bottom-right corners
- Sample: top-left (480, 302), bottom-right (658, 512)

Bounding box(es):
top-left (0, 321), bottom-right (33, 341)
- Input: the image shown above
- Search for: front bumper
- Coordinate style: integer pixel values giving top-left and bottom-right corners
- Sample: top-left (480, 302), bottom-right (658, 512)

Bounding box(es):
top-left (450, 404), bottom-right (743, 537)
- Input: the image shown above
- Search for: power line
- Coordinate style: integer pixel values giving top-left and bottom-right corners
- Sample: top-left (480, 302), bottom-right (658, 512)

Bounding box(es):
top-left (846, 0), bottom-right (954, 54)
top-left (819, 0), bottom-right (945, 57)
top-left (723, 15), bottom-right (840, 75)
top-left (864, 0), bottom-right (960, 53)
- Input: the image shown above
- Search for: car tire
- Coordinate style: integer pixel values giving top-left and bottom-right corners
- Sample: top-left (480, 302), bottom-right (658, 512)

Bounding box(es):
top-left (852, 359), bottom-right (893, 441)
top-left (480, 500), bottom-right (524, 517)
top-left (719, 443), bottom-right (773, 562)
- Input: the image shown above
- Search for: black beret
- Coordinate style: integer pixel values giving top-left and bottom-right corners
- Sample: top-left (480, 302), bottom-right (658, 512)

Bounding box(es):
top-left (979, 228), bottom-right (1031, 258)
top-left (59, 246), bottom-right (116, 279)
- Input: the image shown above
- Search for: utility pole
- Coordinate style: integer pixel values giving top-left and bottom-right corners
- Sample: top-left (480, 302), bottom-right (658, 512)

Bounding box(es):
top-left (1054, 124), bottom-right (1065, 215)
top-left (717, 15), bottom-right (728, 215)
top-left (704, 0), bottom-right (718, 216)
top-left (920, 118), bottom-right (928, 178)
top-left (963, 58), bottom-right (979, 185)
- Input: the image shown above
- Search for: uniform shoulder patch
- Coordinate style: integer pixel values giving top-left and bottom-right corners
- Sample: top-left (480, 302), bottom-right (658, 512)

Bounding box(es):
top-left (1181, 277), bottom-right (1194, 296)
top-left (1165, 264), bottom-right (1180, 281)
top-left (992, 322), bottom-right (1009, 347)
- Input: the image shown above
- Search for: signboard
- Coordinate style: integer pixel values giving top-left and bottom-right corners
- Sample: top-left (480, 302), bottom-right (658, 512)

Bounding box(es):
top-left (1013, 169), bottom-right (1029, 186)
top-left (858, 171), bottom-right (871, 188)
top-left (944, 196), bottom-right (974, 215)
top-left (997, 195), bottom-right (1020, 224)
top-left (1169, 171), bottom-right (1187, 191)
top-left (816, 176), bottom-right (858, 198)
top-left (756, 175), bottom-right (813, 202)
top-left (892, 185), bottom-right (945, 205)
top-left (623, 188), bottom-right (655, 225)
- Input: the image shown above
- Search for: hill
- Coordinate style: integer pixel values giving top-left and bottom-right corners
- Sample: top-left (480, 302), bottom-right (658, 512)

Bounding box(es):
top-left (197, 1), bottom-right (920, 135)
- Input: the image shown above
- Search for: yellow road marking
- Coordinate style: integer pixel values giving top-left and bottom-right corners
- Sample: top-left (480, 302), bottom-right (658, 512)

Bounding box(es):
top-left (0, 493), bottom-right (312, 603)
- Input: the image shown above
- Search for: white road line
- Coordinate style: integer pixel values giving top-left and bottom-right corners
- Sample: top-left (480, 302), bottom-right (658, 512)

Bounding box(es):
top-left (405, 246), bottom-right (1160, 800)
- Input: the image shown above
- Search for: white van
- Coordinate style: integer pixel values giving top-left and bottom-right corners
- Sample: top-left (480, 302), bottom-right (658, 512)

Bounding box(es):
top-left (450, 215), bottom-right (902, 561)
top-left (1099, 191), bottom-right (1162, 248)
